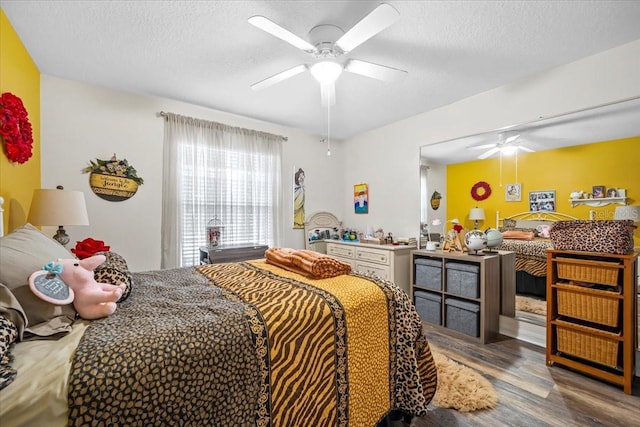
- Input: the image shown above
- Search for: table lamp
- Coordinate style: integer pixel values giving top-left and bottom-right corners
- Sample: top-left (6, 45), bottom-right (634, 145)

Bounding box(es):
top-left (614, 205), bottom-right (640, 222)
top-left (469, 207), bottom-right (485, 229)
top-left (28, 185), bottom-right (90, 246)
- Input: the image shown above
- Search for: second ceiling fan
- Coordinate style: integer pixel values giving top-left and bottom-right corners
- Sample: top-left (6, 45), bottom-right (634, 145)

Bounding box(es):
top-left (248, 3), bottom-right (407, 106)
top-left (469, 134), bottom-right (535, 159)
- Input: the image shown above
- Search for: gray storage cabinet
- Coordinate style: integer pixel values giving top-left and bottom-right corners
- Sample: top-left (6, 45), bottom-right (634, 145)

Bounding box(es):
top-left (414, 258), bottom-right (442, 290)
top-left (445, 297), bottom-right (480, 337)
top-left (446, 262), bottom-right (480, 298)
top-left (414, 290), bottom-right (442, 325)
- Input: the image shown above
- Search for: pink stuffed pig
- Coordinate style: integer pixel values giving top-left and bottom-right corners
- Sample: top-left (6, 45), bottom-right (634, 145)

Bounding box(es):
top-left (58, 255), bottom-right (126, 320)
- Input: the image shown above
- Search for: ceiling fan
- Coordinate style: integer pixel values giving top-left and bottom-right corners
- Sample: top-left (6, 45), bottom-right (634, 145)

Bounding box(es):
top-left (469, 134), bottom-right (535, 159)
top-left (248, 3), bottom-right (407, 106)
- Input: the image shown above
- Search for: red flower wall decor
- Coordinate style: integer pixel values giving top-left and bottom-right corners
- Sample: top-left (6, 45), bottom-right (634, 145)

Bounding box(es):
top-left (0, 92), bottom-right (34, 164)
top-left (471, 181), bottom-right (492, 201)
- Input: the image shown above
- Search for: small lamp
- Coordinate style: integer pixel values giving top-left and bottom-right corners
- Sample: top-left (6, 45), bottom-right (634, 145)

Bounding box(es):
top-left (469, 207), bottom-right (486, 229)
top-left (614, 205), bottom-right (640, 222)
top-left (28, 185), bottom-right (90, 246)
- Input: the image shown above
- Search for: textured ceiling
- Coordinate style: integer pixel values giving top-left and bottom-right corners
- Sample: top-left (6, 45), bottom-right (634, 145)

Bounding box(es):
top-left (3, 0), bottom-right (640, 147)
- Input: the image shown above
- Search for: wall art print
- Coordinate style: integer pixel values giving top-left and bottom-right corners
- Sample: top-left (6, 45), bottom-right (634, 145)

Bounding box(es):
top-left (293, 167), bottom-right (305, 229)
top-left (529, 190), bottom-right (555, 212)
top-left (505, 183), bottom-right (521, 201)
top-left (354, 183), bottom-right (368, 214)
top-left (82, 154), bottom-right (144, 202)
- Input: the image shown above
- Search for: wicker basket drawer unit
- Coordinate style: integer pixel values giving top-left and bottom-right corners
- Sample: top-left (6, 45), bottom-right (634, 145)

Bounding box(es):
top-left (555, 282), bottom-right (621, 327)
top-left (555, 257), bottom-right (620, 287)
top-left (555, 320), bottom-right (621, 368)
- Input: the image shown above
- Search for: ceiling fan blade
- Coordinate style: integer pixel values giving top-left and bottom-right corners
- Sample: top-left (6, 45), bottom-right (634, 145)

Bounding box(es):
top-left (320, 82), bottom-right (336, 107)
top-left (478, 147), bottom-right (500, 160)
top-left (250, 64), bottom-right (308, 91)
top-left (344, 59), bottom-right (407, 82)
top-left (518, 145), bottom-right (535, 153)
top-left (335, 3), bottom-right (399, 53)
top-left (248, 16), bottom-right (317, 53)
top-left (467, 143), bottom-right (497, 150)
top-left (505, 134), bottom-right (521, 144)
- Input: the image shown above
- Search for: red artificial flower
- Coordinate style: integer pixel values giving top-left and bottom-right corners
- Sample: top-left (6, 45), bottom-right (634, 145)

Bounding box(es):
top-left (0, 92), bottom-right (33, 164)
top-left (71, 238), bottom-right (111, 259)
top-left (453, 224), bottom-right (464, 233)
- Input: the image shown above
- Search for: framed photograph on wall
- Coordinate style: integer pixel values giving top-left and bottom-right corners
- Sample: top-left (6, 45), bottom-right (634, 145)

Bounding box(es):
top-left (529, 190), bottom-right (556, 212)
top-left (354, 183), bottom-right (368, 214)
top-left (505, 183), bottom-right (521, 201)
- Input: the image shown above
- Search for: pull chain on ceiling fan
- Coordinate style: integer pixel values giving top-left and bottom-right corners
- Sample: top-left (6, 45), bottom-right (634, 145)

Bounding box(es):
top-left (248, 3), bottom-right (408, 106)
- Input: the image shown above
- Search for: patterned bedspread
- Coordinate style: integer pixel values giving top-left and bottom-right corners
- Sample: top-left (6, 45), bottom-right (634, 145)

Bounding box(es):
top-left (497, 238), bottom-right (553, 277)
top-left (67, 261), bottom-right (436, 426)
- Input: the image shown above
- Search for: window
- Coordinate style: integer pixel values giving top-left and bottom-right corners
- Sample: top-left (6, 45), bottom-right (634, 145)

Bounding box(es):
top-left (162, 113), bottom-right (284, 268)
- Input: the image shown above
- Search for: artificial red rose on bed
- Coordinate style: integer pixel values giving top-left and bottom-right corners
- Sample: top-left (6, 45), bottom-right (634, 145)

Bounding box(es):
top-left (453, 224), bottom-right (464, 233)
top-left (71, 238), bottom-right (111, 259)
top-left (0, 92), bottom-right (34, 164)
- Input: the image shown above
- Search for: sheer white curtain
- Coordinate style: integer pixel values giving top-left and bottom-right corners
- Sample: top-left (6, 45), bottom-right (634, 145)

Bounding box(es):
top-left (162, 113), bottom-right (284, 268)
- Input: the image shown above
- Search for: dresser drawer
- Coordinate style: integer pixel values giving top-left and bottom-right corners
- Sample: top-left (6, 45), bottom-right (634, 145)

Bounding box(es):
top-left (327, 244), bottom-right (355, 258)
top-left (354, 261), bottom-right (390, 280)
top-left (355, 247), bottom-right (390, 266)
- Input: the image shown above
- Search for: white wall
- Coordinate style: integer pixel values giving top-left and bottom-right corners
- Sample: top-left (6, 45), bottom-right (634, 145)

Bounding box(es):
top-left (40, 76), bottom-right (345, 271)
top-left (341, 40), bottom-right (640, 241)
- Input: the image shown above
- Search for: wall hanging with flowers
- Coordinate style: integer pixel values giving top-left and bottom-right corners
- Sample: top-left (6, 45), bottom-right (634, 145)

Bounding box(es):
top-left (82, 154), bottom-right (144, 202)
top-left (0, 92), bottom-right (34, 164)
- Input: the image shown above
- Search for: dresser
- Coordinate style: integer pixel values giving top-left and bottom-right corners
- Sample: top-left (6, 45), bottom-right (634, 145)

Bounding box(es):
top-left (325, 241), bottom-right (414, 294)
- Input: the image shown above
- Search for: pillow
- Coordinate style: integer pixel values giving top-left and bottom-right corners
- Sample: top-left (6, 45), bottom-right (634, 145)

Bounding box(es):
top-left (0, 283), bottom-right (27, 340)
top-left (94, 251), bottom-right (133, 302)
top-left (0, 223), bottom-right (77, 338)
top-left (501, 230), bottom-right (535, 240)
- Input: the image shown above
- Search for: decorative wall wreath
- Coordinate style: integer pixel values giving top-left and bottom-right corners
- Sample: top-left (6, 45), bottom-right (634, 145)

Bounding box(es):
top-left (0, 92), bottom-right (33, 164)
top-left (471, 181), bottom-right (492, 201)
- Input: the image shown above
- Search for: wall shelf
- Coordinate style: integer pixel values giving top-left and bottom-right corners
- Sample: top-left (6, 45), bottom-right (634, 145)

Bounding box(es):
top-left (569, 197), bottom-right (627, 207)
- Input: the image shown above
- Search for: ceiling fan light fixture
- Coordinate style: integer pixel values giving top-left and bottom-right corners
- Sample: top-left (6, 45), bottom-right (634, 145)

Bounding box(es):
top-left (310, 61), bottom-right (343, 85)
top-left (500, 145), bottom-right (518, 156)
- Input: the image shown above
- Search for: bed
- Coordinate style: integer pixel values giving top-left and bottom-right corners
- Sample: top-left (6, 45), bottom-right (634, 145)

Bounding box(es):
top-left (0, 217), bottom-right (437, 426)
top-left (494, 211), bottom-right (577, 299)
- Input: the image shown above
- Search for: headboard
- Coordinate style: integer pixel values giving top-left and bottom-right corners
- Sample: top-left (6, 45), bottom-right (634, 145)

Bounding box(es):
top-left (304, 211), bottom-right (341, 237)
top-left (495, 210), bottom-right (578, 229)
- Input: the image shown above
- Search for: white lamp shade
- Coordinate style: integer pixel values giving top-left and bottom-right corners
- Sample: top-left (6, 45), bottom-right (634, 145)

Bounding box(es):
top-left (469, 208), bottom-right (486, 221)
top-left (28, 189), bottom-right (90, 226)
top-left (614, 205), bottom-right (640, 222)
top-left (310, 61), bottom-right (343, 84)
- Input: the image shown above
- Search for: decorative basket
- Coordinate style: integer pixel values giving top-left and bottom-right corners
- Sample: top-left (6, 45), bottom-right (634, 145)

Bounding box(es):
top-left (555, 257), bottom-right (620, 287)
top-left (556, 320), bottom-right (620, 368)
top-left (549, 220), bottom-right (635, 254)
top-left (556, 282), bottom-right (620, 327)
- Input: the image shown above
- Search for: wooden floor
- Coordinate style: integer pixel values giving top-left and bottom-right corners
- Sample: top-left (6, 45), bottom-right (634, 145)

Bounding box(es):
top-left (409, 324), bottom-right (640, 427)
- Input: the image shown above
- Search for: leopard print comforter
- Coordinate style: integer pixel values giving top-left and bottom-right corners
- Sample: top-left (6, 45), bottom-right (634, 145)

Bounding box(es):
top-left (67, 263), bottom-right (437, 426)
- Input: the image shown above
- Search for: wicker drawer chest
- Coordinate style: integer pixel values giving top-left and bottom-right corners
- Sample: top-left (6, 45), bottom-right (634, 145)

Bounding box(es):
top-left (546, 249), bottom-right (639, 394)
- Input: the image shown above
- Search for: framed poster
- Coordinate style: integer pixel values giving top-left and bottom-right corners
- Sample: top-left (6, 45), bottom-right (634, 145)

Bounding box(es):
top-left (293, 167), bottom-right (305, 228)
top-left (354, 183), bottom-right (368, 214)
top-left (529, 190), bottom-right (556, 212)
top-left (505, 183), bottom-right (521, 201)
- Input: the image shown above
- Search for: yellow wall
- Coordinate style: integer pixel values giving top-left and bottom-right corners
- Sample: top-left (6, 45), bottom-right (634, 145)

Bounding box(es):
top-left (447, 137), bottom-right (640, 244)
top-left (0, 8), bottom-right (40, 233)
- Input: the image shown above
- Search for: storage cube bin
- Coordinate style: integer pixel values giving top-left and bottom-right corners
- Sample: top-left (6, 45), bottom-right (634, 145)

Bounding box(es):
top-left (445, 298), bottom-right (480, 337)
top-left (414, 258), bottom-right (442, 291)
top-left (414, 290), bottom-right (442, 325)
top-left (446, 262), bottom-right (480, 298)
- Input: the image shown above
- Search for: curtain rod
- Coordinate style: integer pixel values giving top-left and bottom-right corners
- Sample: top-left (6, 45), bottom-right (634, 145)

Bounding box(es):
top-left (157, 111), bottom-right (288, 141)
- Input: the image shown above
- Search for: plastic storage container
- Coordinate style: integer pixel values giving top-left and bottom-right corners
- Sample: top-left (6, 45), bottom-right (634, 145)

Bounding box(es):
top-left (414, 290), bottom-right (442, 325)
top-left (445, 298), bottom-right (480, 337)
top-left (414, 258), bottom-right (442, 291)
top-left (446, 262), bottom-right (480, 298)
